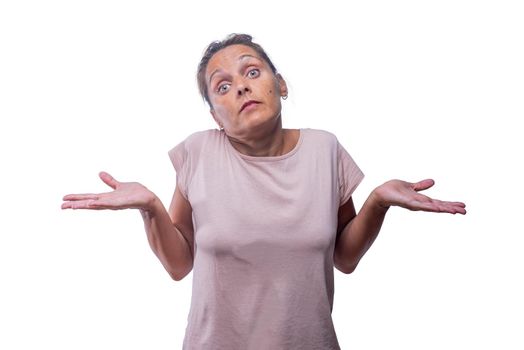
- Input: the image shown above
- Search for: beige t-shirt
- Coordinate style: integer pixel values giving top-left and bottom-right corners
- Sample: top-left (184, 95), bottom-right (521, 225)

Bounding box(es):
top-left (168, 128), bottom-right (364, 350)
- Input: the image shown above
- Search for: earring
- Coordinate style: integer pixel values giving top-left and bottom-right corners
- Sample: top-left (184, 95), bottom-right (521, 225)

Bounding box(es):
top-left (282, 95), bottom-right (288, 100)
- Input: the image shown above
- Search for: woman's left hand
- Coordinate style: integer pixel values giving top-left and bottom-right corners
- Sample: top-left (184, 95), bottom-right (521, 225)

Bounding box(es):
top-left (372, 179), bottom-right (466, 214)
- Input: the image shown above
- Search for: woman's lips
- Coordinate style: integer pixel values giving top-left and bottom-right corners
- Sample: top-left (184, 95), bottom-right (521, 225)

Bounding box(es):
top-left (240, 100), bottom-right (261, 113)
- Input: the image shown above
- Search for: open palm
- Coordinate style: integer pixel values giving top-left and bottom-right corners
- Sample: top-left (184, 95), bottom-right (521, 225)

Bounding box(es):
top-left (62, 171), bottom-right (155, 211)
top-left (374, 179), bottom-right (466, 214)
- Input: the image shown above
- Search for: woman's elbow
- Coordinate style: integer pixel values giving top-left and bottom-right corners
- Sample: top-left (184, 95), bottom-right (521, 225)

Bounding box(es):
top-left (335, 259), bottom-right (358, 274)
top-left (340, 264), bottom-right (357, 275)
top-left (169, 271), bottom-right (184, 281)
top-left (169, 270), bottom-right (189, 281)
top-left (167, 263), bottom-right (193, 281)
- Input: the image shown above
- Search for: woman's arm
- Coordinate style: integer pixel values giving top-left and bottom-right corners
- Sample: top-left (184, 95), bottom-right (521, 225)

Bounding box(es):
top-left (140, 187), bottom-right (194, 281)
top-left (334, 193), bottom-right (388, 274)
top-left (334, 179), bottom-right (466, 274)
top-left (62, 171), bottom-right (194, 281)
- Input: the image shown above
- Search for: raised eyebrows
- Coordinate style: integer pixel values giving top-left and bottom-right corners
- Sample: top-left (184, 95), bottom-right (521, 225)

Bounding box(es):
top-left (208, 54), bottom-right (264, 87)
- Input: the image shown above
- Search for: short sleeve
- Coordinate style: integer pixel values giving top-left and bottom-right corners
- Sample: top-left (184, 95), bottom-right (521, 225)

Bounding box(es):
top-left (168, 140), bottom-right (189, 200)
top-left (337, 140), bottom-right (364, 206)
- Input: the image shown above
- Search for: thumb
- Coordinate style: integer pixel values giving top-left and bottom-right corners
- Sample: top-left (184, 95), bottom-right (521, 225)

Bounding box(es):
top-left (412, 178), bottom-right (435, 192)
top-left (99, 171), bottom-right (119, 190)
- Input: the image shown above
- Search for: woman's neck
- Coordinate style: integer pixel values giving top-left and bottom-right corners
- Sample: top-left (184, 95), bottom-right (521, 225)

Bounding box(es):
top-left (226, 119), bottom-right (296, 157)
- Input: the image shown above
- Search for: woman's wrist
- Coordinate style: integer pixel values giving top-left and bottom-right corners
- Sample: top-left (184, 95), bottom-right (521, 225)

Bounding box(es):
top-left (370, 185), bottom-right (391, 211)
top-left (140, 191), bottom-right (161, 214)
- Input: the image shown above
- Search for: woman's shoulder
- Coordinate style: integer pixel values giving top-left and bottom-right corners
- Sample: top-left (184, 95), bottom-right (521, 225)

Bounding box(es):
top-left (302, 128), bottom-right (336, 138)
top-left (168, 129), bottom-right (220, 159)
top-left (301, 128), bottom-right (339, 146)
top-left (183, 129), bottom-right (221, 146)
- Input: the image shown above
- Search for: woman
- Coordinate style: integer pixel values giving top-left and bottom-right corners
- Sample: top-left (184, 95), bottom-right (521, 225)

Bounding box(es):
top-left (62, 34), bottom-right (466, 349)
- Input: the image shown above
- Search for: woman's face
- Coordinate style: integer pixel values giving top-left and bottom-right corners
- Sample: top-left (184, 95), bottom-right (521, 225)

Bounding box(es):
top-left (205, 44), bottom-right (287, 138)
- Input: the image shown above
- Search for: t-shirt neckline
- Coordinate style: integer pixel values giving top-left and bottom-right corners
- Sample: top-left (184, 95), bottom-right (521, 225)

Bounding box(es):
top-left (223, 129), bottom-right (304, 162)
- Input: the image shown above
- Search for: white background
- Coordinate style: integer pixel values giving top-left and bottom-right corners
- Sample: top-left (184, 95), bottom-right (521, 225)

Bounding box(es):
top-left (1, 1), bottom-right (523, 349)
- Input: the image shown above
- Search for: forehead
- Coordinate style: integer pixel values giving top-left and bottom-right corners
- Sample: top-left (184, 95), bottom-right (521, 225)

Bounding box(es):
top-left (206, 44), bottom-right (265, 78)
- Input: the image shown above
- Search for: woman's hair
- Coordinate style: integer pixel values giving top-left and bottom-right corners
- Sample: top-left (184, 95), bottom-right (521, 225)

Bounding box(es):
top-left (197, 33), bottom-right (278, 107)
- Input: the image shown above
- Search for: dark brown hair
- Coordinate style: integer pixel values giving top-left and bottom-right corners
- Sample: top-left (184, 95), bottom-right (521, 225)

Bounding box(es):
top-left (197, 33), bottom-right (278, 107)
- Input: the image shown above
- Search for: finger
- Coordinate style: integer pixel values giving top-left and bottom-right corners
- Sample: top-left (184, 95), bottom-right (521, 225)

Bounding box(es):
top-left (416, 199), bottom-right (467, 215)
top-left (408, 198), bottom-right (439, 212)
top-left (61, 199), bottom-right (98, 210)
top-left (448, 201), bottom-right (466, 208)
top-left (99, 171), bottom-right (119, 190)
top-left (63, 193), bottom-right (100, 201)
top-left (62, 198), bottom-right (122, 210)
top-left (451, 207), bottom-right (467, 215)
top-left (88, 196), bottom-right (139, 210)
top-left (442, 201), bottom-right (466, 209)
top-left (438, 205), bottom-right (467, 215)
top-left (412, 179), bottom-right (435, 192)
top-left (442, 201), bottom-right (467, 215)
top-left (423, 198), bottom-right (467, 212)
top-left (86, 200), bottom-right (124, 210)
top-left (416, 195), bottom-right (466, 208)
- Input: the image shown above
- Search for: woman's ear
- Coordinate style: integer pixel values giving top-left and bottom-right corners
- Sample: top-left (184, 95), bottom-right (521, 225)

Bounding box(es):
top-left (276, 73), bottom-right (288, 98)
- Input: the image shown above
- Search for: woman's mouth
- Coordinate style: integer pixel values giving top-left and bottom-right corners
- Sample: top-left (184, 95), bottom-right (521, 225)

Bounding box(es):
top-left (240, 100), bottom-right (261, 113)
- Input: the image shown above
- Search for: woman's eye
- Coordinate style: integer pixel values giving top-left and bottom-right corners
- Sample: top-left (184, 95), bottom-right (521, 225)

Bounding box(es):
top-left (247, 69), bottom-right (260, 78)
top-left (217, 83), bottom-right (230, 94)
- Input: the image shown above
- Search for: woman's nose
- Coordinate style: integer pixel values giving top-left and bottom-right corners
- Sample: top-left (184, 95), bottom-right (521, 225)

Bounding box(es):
top-left (237, 85), bottom-right (250, 96)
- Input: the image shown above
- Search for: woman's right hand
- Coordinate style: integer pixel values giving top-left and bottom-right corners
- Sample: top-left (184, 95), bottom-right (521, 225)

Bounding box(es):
top-left (61, 171), bottom-right (157, 211)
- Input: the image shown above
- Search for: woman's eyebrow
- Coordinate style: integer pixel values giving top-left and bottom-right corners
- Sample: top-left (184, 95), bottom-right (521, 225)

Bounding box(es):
top-left (208, 55), bottom-right (262, 85)
top-left (208, 69), bottom-right (223, 85)
top-left (238, 54), bottom-right (262, 62)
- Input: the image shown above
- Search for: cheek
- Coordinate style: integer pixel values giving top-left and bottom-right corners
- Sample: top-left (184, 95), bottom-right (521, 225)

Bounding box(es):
top-left (268, 83), bottom-right (279, 95)
top-left (269, 79), bottom-right (281, 95)
top-left (212, 96), bottom-right (231, 112)
top-left (211, 103), bottom-right (228, 119)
